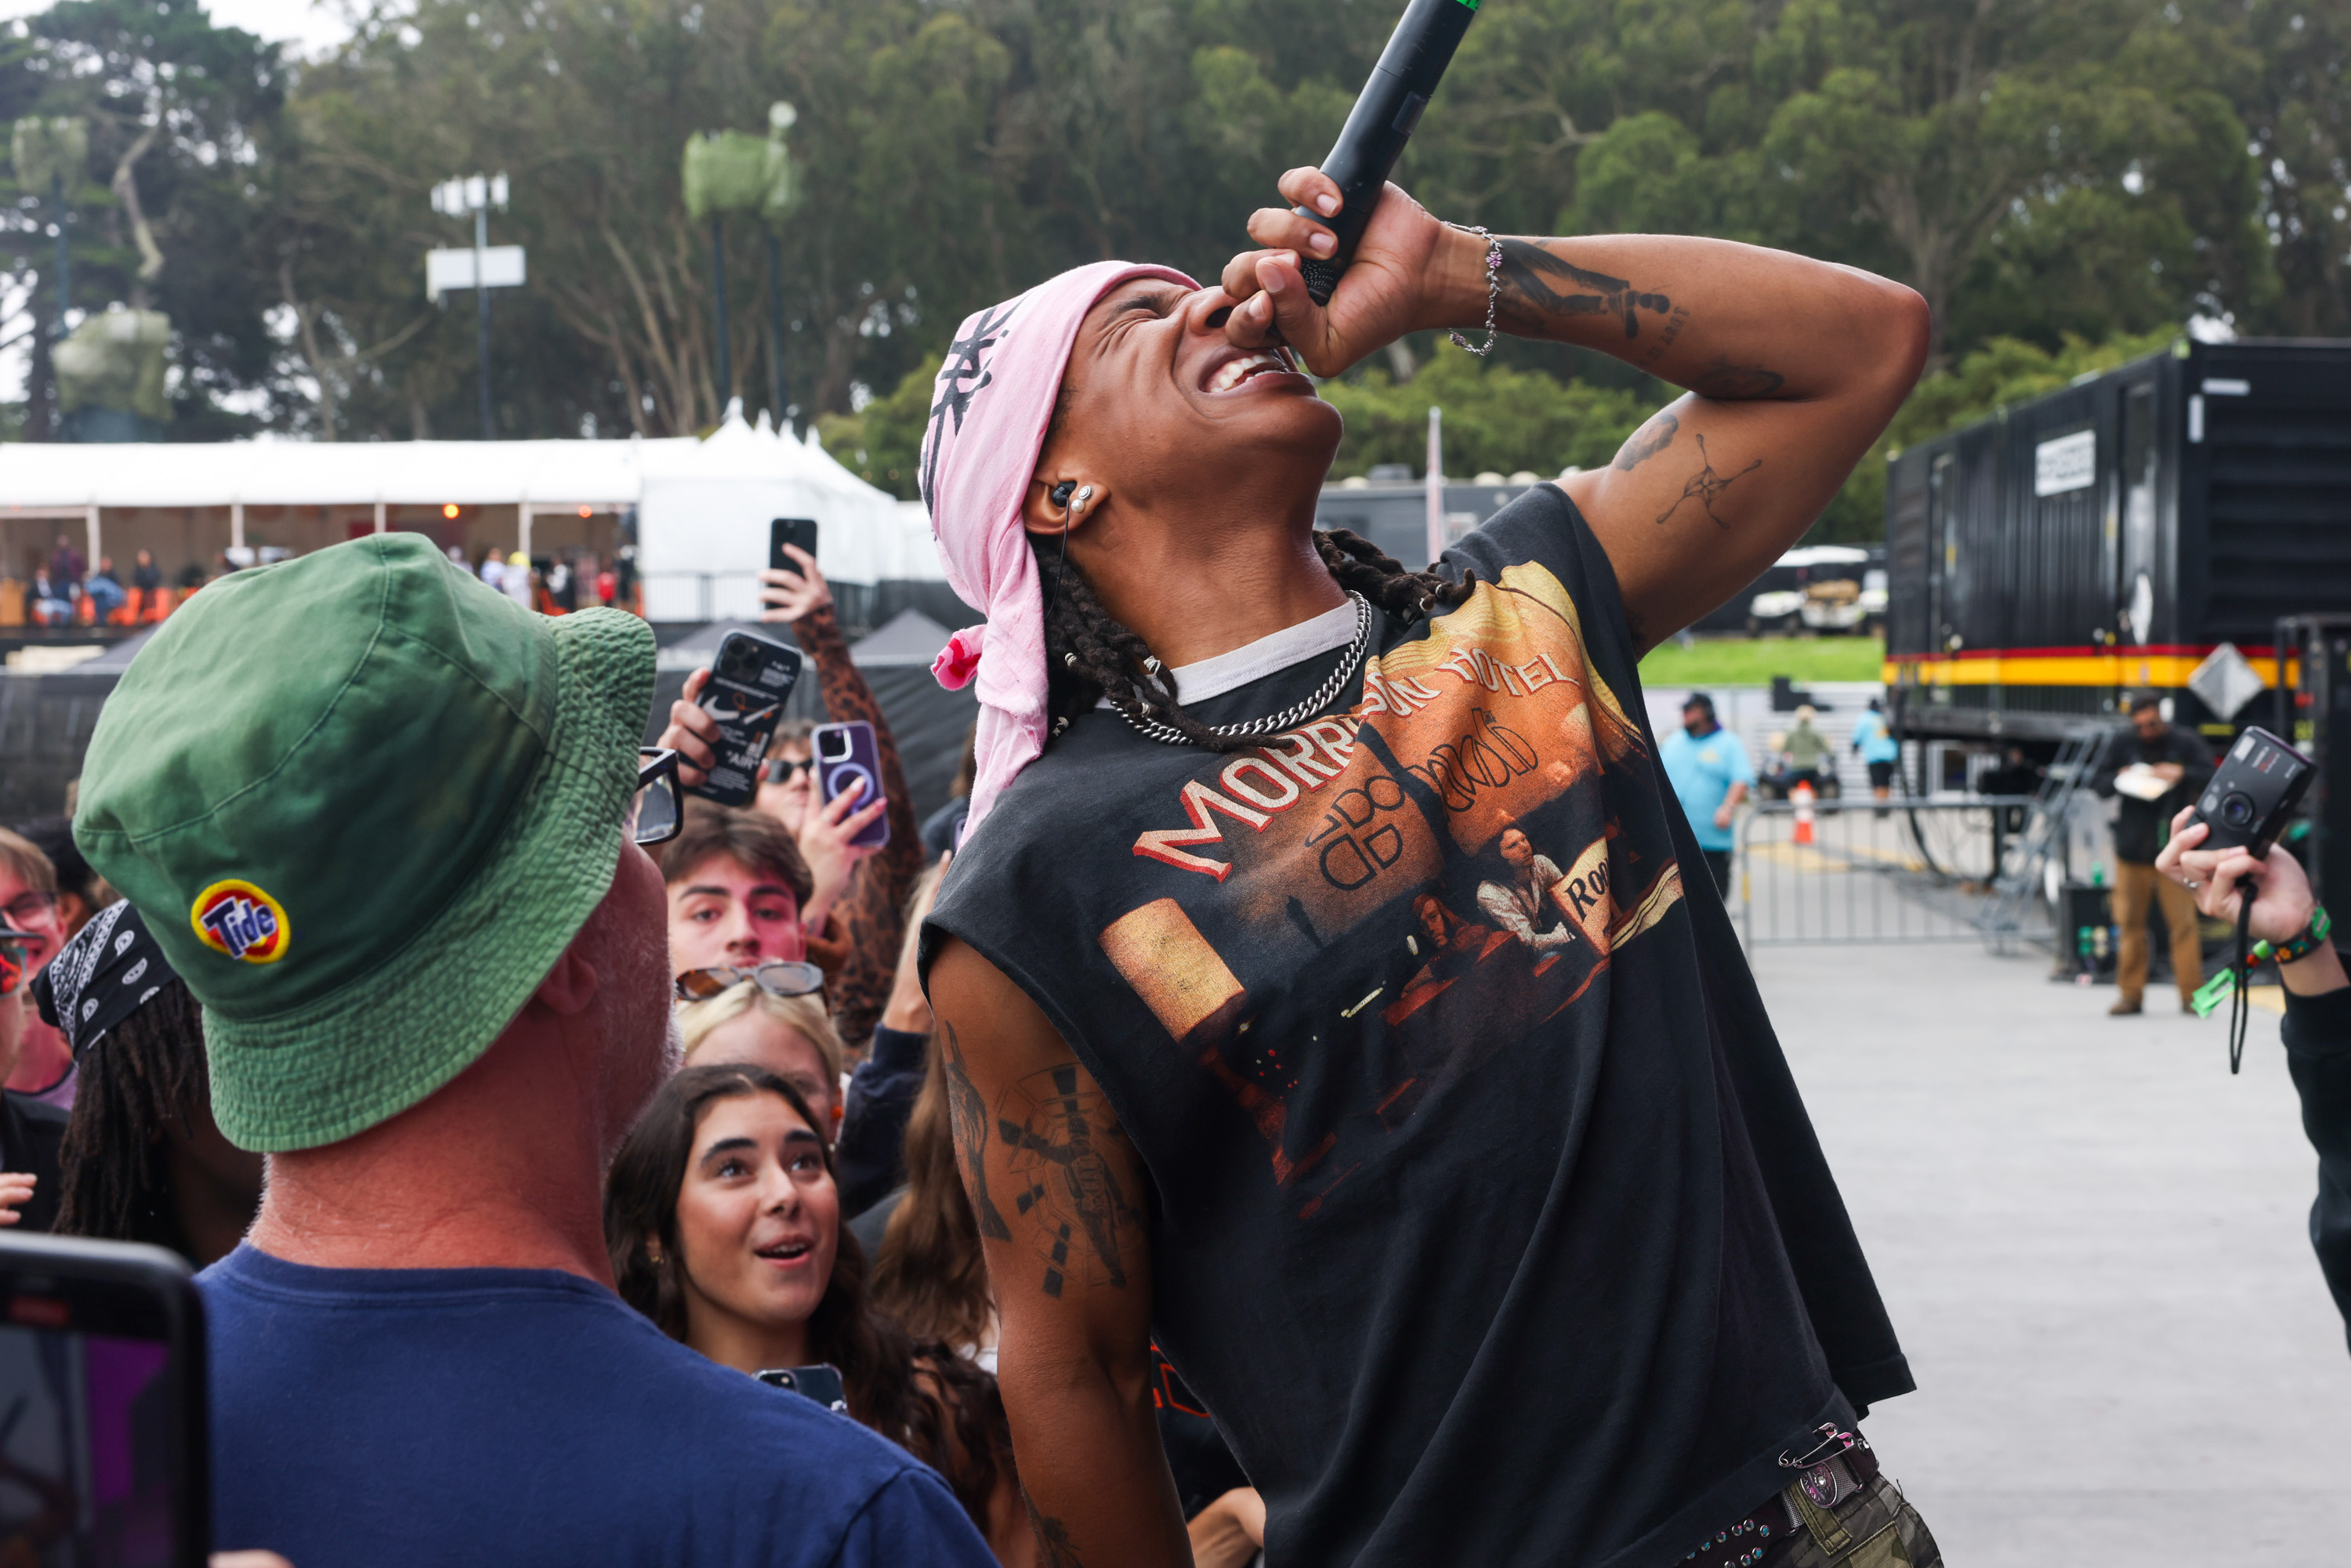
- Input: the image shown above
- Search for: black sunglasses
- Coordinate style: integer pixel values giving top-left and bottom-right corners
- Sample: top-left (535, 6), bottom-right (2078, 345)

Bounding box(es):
top-left (760, 756), bottom-right (816, 785)
top-left (630, 748), bottom-right (683, 847)
top-left (674, 961), bottom-right (828, 1002)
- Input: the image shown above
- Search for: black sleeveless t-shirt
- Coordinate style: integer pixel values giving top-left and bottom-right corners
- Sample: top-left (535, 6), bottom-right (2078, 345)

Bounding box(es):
top-left (922, 487), bottom-right (1911, 1567)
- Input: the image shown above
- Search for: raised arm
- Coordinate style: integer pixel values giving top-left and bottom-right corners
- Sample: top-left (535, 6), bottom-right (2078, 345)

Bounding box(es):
top-left (765, 549), bottom-right (925, 1045)
top-left (926, 937), bottom-right (1190, 1568)
top-left (1220, 172), bottom-right (1928, 650)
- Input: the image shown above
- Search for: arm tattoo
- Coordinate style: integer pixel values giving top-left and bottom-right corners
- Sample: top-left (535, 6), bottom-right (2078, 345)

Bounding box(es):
top-left (1025, 1494), bottom-right (1083, 1568)
top-left (1690, 357), bottom-right (1786, 400)
top-left (941, 1022), bottom-right (1013, 1241)
top-left (1496, 239), bottom-right (1672, 339)
top-left (998, 1064), bottom-right (1143, 1297)
top-left (1654, 434), bottom-right (1762, 528)
top-left (1613, 411), bottom-right (1679, 472)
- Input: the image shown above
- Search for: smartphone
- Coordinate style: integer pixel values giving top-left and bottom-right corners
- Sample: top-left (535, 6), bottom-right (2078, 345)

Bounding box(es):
top-left (770, 519), bottom-right (819, 574)
top-left (812, 721), bottom-right (889, 849)
top-left (0, 1234), bottom-right (208, 1566)
top-left (689, 631), bottom-right (805, 808)
top-left (2192, 725), bottom-right (2315, 859)
top-left (755, 1363), bottom-right (849, 1414)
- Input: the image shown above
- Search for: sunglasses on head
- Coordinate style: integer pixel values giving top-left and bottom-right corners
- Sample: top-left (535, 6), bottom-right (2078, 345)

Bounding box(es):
top-left (675, 961), bottom-right (828, 1003)
top-left (629, 748), bottom-right (683, 847)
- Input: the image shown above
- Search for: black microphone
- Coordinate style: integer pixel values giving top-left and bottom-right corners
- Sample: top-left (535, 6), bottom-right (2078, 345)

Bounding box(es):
top-left (1293, 0), bottom-right (1480, 305)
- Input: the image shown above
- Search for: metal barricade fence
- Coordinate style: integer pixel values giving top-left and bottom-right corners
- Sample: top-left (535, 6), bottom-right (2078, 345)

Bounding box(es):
top-left (1736, 795), bottom-right (2047, 950)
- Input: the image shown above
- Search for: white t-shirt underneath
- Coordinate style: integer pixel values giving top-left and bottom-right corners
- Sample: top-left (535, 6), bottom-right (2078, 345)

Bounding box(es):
top-left (1094, 595), bottom-right (1356, 710)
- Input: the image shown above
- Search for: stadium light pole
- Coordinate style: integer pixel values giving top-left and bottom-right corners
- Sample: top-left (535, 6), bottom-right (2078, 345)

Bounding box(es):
top-left (429, 172), bottom-right (513, 440)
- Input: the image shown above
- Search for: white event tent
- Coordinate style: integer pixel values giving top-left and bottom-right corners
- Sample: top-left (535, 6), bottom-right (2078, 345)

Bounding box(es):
top-left (0, 407), bottom-right (946, 619)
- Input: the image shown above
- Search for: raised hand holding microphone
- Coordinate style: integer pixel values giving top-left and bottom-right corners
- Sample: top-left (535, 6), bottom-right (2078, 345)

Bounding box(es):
top-left (1218, 168), bottom-right (1465, 377)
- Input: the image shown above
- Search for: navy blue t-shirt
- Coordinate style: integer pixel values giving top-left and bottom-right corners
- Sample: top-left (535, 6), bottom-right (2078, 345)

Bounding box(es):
top-left (198, 1244), bottom-right (994, 1568)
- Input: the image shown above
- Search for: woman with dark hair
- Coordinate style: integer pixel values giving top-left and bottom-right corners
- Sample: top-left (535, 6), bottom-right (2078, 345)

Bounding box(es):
top-left (31, 901), bottom-right (261, 1262)
top-left (603, 1063), bottom-right (1032, 1563)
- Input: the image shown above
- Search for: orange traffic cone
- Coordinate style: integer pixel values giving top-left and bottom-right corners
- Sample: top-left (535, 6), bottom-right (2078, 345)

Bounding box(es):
top-left (1791, 780), bottom-right (1816, 846)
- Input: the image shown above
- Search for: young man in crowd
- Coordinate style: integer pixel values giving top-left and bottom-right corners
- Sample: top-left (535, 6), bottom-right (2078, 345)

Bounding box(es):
top-left (661, 803), bottom-right (815, 974)
top-left (1661, 692), bottom-right (1755, 898)
top-left (72, 534), bottom-right (995, 1568)
top-left (2095, 690), bottom-right (2215, 1016)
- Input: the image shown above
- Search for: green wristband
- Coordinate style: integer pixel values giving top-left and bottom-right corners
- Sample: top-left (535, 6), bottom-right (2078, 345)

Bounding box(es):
top-left (2277, 904), bottom-right (2333, 965)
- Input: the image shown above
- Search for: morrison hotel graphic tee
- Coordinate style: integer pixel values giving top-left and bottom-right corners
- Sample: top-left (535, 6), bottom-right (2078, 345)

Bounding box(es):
top-left (923, 486), bottom-right (1910, 1568)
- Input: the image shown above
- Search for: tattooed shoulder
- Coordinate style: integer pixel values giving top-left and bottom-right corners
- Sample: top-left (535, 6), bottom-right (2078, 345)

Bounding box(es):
top-left (998, 1063), bottom-right (1145, 1298)
top-left (1654, 433), bottom-right (1762, 529)
top-left (1613, 411), bottom-right (1679, 473)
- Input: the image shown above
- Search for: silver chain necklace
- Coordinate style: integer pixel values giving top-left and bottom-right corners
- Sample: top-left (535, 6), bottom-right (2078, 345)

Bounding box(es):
top-left (1110, 592), bottom-right (1372, 747)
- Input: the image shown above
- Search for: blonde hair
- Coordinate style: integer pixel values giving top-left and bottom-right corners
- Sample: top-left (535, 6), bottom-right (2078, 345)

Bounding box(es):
top-left (0, 829), bottom-right (57, 899)
top-left (676, 981), bottom-right (845, 1085)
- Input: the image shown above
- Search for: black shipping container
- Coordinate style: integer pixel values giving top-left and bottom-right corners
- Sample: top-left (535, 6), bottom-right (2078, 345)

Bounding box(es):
top-left (1886, 338), bottom-right (2351, 743)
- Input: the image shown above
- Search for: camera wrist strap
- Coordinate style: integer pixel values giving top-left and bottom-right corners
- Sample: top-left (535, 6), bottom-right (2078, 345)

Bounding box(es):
top-left (2192, 901), bottom-right (2335, 1045)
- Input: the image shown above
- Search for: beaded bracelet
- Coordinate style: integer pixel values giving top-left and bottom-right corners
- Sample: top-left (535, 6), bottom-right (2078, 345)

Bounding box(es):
top-left (2275, 904), bottom-right (2333, 965)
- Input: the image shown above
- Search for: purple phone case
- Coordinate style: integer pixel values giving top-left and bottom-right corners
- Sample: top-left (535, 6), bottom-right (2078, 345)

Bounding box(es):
top-left (812, 722), bottom-right (890, 848)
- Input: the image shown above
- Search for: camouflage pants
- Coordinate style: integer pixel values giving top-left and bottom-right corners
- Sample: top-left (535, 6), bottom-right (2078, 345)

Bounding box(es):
top-left (1770, 1474), bottom-right (1940, 1568)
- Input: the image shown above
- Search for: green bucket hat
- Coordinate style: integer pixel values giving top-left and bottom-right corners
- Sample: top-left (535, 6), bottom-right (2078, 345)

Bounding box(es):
top-left (74, 533), bottom-right (655, 1152)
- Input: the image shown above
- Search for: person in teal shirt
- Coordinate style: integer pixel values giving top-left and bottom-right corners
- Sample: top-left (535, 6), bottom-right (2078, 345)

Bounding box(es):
top-left (1660, 693), bottom-right (1755, 897)
top-left (1851, 698), bottom-right (1900, 802)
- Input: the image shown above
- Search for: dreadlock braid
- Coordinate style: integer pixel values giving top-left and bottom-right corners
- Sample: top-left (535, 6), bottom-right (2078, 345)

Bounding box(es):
top-left (1313, 527), bottom-right (1478, 622)
top-left (1033, 527), bottom-right (1479, 751)
top-left (55, 977), bottom-right (216, 1257)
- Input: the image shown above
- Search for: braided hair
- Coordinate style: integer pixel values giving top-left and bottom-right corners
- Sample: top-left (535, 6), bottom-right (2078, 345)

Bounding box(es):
top-left (1034, 525), bottom-right (1476, 749)
top-left (55, 978), bottom-right (216, 1256)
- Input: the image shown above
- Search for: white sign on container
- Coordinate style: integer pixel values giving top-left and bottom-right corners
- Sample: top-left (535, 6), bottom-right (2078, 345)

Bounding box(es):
top-left (2034, 429), bottom-right (2096, 496)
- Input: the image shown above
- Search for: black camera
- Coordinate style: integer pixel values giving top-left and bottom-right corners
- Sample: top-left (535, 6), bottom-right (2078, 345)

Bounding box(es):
top-left (2192, 725), bottom-right (2315, 859)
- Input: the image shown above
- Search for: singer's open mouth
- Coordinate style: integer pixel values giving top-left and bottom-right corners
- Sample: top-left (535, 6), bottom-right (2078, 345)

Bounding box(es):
top-left (1199, 345), bottom-right (1302, 394)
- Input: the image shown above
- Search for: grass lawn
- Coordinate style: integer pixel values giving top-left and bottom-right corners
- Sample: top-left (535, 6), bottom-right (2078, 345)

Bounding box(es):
top-left (1637, 636), bottom-right (1886, 688)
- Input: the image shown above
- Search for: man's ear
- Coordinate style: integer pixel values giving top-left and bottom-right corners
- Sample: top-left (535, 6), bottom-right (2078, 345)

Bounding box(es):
top-left (1020, 479), bottom-right (1103, 538)
top-left (534, 945), bottom-right (601, 1017)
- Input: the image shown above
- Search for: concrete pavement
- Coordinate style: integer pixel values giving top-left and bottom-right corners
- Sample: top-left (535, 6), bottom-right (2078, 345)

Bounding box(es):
top-left (1757, 940), bottom-right (2351, 1565)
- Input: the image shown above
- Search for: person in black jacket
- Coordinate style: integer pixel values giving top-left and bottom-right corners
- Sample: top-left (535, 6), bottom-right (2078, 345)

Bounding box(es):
top-left (2157, 813), bottom-right (2351, 1348)
top-left (2094, 693), bottom-right (2217, 1015)
top-left (0, 924), bottom-right (66, 1232)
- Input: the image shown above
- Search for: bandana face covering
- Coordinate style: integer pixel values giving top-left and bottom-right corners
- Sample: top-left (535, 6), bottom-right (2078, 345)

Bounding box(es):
top-left (31, 900), bottom-right (176, 1057)
top-left (919, 260), bottom-right (1201, 838)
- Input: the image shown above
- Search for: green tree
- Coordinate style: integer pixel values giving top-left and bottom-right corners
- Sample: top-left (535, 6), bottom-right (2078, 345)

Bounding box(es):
top-left (2, 0), bottom-right (287, 437)
top-left (1320, 349), bottom-right (1652, 480)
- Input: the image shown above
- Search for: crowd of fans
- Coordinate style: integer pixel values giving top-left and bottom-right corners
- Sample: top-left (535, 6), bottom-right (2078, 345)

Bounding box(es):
top-left (0, 533), bottom-right (1265, 1567)
top-left (2, 537), bottom-right (643, 630)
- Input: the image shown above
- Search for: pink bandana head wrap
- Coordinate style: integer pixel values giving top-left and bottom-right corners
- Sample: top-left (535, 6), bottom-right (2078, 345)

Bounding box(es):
top-left (921, 260), bottom-right (1200, 838)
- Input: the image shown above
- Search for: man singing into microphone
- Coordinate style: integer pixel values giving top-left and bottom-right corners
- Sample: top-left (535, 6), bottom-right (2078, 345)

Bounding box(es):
top-left (667, 172), bottom-right (1938, 1566)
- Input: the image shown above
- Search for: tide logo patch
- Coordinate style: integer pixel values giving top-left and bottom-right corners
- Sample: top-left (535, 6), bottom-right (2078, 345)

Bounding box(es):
top-left (190, 880), bottom-right (289, 964)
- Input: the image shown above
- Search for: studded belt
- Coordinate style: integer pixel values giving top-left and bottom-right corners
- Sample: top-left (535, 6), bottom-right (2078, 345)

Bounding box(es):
top-left (1679, 1430), bottom-right (1882, 1567)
